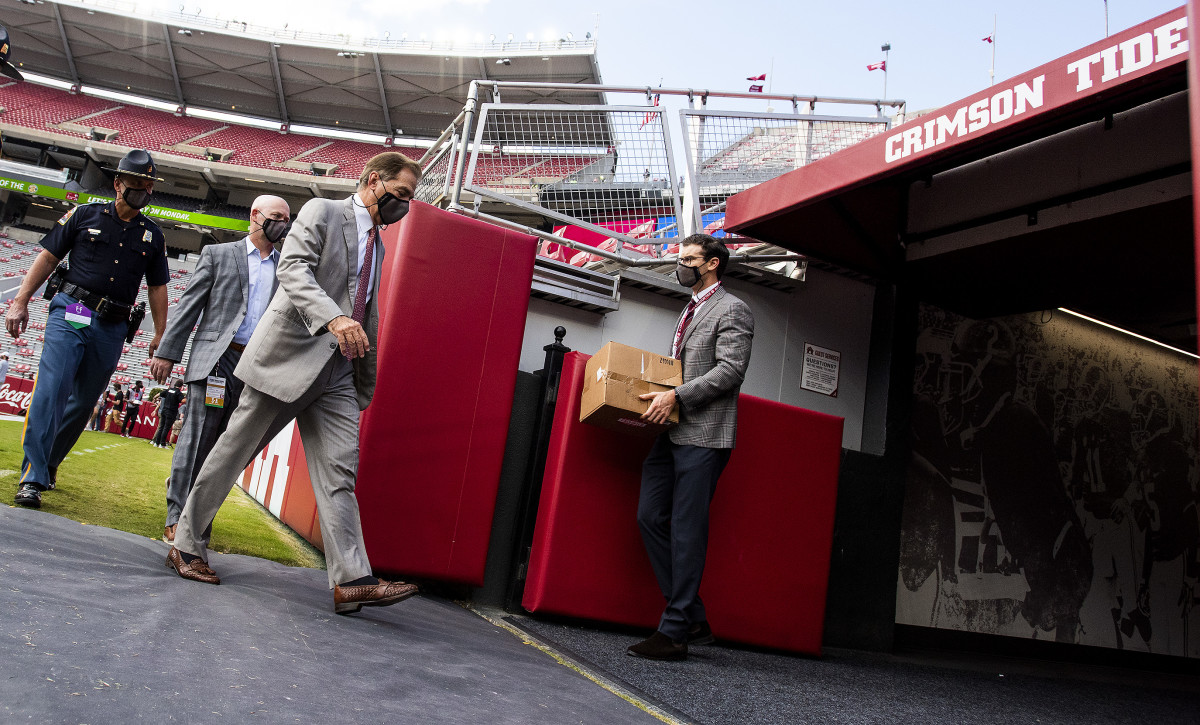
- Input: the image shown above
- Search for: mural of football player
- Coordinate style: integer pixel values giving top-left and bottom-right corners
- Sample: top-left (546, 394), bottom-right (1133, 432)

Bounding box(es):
top-left (943, 319), bottom-right (1093, 642)
top-left (1120, 387), bottom-right (1200, 651)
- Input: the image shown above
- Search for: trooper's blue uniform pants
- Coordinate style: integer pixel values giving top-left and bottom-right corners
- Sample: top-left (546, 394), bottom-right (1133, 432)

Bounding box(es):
top-left (19, 293), bottom-right (127, 491)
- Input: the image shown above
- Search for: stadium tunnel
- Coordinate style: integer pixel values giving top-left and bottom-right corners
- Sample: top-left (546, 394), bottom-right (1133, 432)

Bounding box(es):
top-left (2, 0), bottom-right (1198, 675)
top-left (728, 5), bottom-right (1200, 663)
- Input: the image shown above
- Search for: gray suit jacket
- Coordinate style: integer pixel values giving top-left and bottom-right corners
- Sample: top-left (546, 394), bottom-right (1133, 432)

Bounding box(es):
top-left (156, 239), bottom-right (277, 384)
top-left (669, 286), bottom-right (755, 449)
top-left (235, 196), bottom-right (383, 410)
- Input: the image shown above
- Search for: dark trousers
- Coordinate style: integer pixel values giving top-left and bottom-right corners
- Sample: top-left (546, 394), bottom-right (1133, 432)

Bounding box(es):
top-left (121, 403), bottom-right (140, 435)
top-left (637, 434), bottom-right (732, 641)
top-left (153, 412), bottom-right (177, 446)
top-left (165, 347), bottom-right (245, 527)
top-left (23, 293), bottom-right (126, 490)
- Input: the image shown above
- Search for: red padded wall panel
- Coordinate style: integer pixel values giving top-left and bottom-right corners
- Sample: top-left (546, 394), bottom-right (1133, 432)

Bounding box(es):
top-left (356, 202), bottom-right (537, 585)
top-left (523, 351), bottom-right (844, 655)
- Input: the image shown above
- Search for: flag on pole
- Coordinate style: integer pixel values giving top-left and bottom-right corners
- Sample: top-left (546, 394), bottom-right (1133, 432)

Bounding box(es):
top-left (982, 35), bottom-right (993, 43)
top-left (867, 61), bottom-right (886, 71)
top-left (748, 84), bottom-right (763, 93)
top-left (746, 73), bottom-right (766, 81)
top-left (639, 93), bottom-right (660, 129)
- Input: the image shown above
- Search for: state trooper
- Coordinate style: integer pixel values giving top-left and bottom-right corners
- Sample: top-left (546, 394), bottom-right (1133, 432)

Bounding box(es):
top-left (0, 25), bottom-right (25, 81)
top-left (5, 149), bottom-right (170, 507)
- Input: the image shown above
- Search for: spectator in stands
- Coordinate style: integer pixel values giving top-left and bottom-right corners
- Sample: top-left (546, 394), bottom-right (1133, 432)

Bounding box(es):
top-left (166, 152), bottom-right (421, 616)
top-left (628, 234), bottom-right (754, 661)
top-left (150, 195), bottom-right (291, 545)
top-left (0, 352), bottom-right (9, 380)
top-left (153, 379), bottom-right (183, 448)
top-left (6, 149), bottom-right (169, 507)
top-left (121, 380), bottom-right (144, 437)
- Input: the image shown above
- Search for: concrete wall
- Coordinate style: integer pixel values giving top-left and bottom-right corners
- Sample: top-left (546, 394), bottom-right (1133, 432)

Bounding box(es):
top-left (519, 266), bottom-right (880, 452)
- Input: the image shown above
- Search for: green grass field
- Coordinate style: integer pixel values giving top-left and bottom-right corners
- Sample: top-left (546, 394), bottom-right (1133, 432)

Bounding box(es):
top-left (0, 420), bottom-right (324, 569)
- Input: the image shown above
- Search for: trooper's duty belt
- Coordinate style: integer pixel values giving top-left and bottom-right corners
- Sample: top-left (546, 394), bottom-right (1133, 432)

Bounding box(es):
top-left (60, 281), bottom-right (133, 323)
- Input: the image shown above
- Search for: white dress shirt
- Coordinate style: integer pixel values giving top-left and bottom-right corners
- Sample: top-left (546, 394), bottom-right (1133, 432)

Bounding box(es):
top-left (232, 237), bottom-right (279, 345)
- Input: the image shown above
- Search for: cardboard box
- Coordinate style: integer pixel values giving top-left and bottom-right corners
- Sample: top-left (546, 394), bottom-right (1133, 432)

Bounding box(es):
top-left (580, 341), bottom-right (682, 436)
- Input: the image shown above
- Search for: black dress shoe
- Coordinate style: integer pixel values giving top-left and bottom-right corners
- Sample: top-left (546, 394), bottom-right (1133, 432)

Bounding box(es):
top-left (687, 621), bottom-right (715, 646)
top-left (14, 483), bottom-right (42, 508)
top-left (627, 631), bottom-right (687, 661)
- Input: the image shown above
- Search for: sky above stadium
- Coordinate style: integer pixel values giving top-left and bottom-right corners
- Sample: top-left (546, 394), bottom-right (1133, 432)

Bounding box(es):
top-left (151, 0), bottom-right (1183, 114)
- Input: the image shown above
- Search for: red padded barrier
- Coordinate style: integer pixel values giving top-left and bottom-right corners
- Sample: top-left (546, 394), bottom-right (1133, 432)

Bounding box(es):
top-left (523, 351), bottom-right (844, 655)
top-left (355, 202), bottom-right (537, 585)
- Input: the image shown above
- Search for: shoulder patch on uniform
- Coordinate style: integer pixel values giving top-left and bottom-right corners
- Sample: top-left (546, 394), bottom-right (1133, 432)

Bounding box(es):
top-left (56, 207), bottom-right (77, 226)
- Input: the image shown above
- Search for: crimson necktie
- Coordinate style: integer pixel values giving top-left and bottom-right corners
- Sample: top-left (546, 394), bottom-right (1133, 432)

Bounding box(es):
top-left (671, 298), bottom-right (699, 358)
top-left (351, 227), bottom-right (376, 324)
top-left (345, 227), bottom-right (376, 359)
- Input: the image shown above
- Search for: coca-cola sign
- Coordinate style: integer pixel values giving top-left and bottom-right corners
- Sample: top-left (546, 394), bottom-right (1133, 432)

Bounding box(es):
top-left (0, 376), bottom-right (34, 415)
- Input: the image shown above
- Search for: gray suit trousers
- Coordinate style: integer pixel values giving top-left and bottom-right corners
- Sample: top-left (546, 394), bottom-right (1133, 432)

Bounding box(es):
top-left (173, 353), bottom-right (372, 589)
top-left (166, 347), bottom-right (245, 528)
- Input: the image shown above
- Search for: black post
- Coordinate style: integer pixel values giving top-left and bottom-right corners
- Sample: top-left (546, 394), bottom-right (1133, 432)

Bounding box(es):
top-left (503, 326), bottom-right (570, 611)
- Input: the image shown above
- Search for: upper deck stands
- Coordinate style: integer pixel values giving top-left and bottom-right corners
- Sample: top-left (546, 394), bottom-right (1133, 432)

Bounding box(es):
top-left (85, 106), bottom-right (222, 148)
top-left (0, 82), bottom-right (118, 133)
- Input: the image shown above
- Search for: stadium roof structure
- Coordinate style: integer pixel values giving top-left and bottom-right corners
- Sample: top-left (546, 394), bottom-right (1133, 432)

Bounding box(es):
top-left (3, 0), bottom-right (604, 140)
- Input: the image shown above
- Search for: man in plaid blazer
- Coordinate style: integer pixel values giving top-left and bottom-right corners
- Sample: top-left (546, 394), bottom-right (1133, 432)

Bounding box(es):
top-left (629, 233), bottom-right (755, 661)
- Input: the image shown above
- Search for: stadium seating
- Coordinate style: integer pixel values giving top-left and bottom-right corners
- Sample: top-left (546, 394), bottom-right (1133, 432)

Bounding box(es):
top-left (86, 105), bottom-right (221, 148)
top-left (0, 82), bottom-right (118, 133)
top-left (0, 226), bottom-right (199, 391)
top-left (0, 82), bottom-right (610, 193)
top-left (299, 139), bottom-right (426, 179)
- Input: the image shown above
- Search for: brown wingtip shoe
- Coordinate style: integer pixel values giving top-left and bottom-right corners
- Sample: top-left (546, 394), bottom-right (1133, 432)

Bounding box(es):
top-left (166, 547), bottom-right (220, 585)
top-left (333, 579), bottom-right (418, 615)
top-left (163, 524), bottom-right (176, 545)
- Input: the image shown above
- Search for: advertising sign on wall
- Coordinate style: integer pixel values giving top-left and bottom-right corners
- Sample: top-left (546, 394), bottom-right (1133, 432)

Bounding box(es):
top-left (0, 175), bottom-right (251, 232)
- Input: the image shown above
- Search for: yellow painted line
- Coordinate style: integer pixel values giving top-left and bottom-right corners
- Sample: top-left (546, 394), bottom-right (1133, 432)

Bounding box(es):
top-left (468, 605), bottom-right (690, 725)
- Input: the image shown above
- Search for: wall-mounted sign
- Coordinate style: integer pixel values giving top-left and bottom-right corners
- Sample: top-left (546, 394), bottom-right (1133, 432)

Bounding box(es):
top-left (0, 175), bottom-right (250, 232)
top-left (801, 342), bottom-right (840, 397)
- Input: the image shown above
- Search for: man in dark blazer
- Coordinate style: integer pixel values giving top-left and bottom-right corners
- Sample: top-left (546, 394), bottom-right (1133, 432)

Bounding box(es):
top-left (629, 233), bottom-right (755, 661)
top-left (150, 195), bottom-right (291, 545)
top-left (165, 153), bottom-right (422, 616)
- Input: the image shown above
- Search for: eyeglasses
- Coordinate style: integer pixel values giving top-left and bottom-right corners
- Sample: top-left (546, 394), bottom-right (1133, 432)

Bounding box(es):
top-left (679, 255), bottom-right (708, 265)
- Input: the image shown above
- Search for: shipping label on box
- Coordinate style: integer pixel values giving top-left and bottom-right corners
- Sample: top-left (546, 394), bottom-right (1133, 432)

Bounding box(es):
top-left (580, 341), bottom-right (682, 437)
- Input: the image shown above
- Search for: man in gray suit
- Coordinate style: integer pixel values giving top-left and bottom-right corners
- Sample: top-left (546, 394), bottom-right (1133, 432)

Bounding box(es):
top-left (629, 233), bottom-right (755, 661)
top-left (165, 152), bottom-right (421, 615)
top-left (150, 195), bottom-right (291, 545)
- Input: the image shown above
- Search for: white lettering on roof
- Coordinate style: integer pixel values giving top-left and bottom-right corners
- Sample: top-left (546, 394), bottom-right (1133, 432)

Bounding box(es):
top-left (886, 13), bottom-right (1186, 165)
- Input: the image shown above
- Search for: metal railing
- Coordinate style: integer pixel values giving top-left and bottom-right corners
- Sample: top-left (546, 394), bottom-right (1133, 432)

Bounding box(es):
top-left (414, 81), bottom-right (902, 299)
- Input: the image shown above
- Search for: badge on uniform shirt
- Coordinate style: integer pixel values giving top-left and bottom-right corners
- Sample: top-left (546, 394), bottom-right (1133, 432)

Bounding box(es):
top-left (65, 302), bottom-right (92, 329)
top-left (143, 230), bottom-right (153, 243)
top-left (205, 376), bottom-right (226, 408)
top-left (57, 207), bottom-right (77, 226)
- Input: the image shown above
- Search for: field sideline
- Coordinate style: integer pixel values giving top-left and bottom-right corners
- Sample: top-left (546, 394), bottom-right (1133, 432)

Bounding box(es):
top-left (0, 419), bottom-right (324, 569)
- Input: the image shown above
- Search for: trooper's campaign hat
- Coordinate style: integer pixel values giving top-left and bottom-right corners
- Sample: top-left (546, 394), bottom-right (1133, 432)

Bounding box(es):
top-left (0, 26), bottom-right (24, 81)
top-left (105, 149), bottom-right (165, 182)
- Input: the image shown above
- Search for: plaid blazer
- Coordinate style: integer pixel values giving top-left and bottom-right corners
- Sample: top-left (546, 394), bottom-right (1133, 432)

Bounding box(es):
top-left (669, 286), bottom-right (755, 449)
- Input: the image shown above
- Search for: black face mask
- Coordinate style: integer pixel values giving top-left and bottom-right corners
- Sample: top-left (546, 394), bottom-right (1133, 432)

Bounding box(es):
top-left (121, 186), bottom-right (151, 210)
top-left (372, 185), bottom-right (410, 225)
top-left (675, 261), bottom-right (705, 288)
top-left (257, 215), bottom-right (290, 243)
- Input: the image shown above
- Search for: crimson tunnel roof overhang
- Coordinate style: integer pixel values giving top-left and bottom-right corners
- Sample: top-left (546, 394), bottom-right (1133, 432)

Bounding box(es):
top-left (726, 5), bottom-right (1191, 281)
